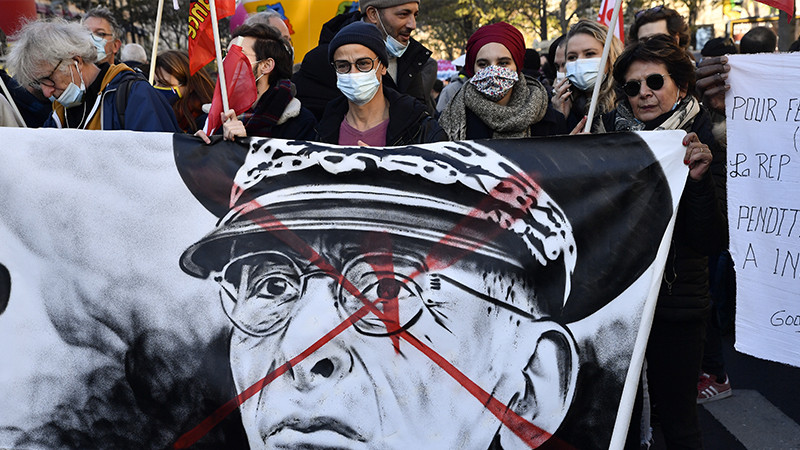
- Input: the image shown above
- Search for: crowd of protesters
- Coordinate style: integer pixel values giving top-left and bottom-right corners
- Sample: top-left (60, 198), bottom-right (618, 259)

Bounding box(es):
top-left (1, 2), bottom-right (799, 448)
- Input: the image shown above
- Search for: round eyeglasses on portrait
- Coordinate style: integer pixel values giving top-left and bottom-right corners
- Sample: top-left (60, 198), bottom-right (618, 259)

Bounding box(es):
top-left (332, 56), bottom-right (380, 74)
top-left (215, 250), bottom-right (431, 337)
top-left (622, 73), bottom-right (669, 97)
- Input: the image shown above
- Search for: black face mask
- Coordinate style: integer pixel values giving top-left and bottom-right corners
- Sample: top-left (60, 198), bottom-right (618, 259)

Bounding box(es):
top-left (154, 85), bottom-right (181, 105)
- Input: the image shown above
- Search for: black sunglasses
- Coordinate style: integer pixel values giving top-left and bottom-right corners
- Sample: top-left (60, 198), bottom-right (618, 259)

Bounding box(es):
top-left (635, 5), bottom-right (665, 19)
top-left (622, 73), bottom-right (668, 97)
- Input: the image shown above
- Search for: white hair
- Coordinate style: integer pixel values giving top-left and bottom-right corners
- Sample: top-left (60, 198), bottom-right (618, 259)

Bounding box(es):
top-left (243, 9), bottom-right (282, 27)
top-left (7, 19), bottom-right (98, 87)
top-left (120, 43), bottom-right (147, 64)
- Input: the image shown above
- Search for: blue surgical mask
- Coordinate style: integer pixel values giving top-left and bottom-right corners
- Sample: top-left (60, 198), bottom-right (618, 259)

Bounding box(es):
top-left (671, 93), bottom-right (682, 111)
top-left (90, 33), bottom-right (108, 62)
top-left (376, 14), bottom-right (408, 58)
top-left (565, 57), bottom-right (602, 91)
top-left (336, 68), bottom-right (381, 105)
top-left (50, 61), bottom-right (86, 108)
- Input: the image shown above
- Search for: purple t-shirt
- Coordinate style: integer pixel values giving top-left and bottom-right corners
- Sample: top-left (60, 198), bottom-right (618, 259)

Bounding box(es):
top-left (338, 118), bottom-right (389, 146)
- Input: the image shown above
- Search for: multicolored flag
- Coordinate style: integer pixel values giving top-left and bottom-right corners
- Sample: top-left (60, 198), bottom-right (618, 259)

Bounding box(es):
top-left (598, 0), bottom-right (624, 44)
top-left (188, 0), bottom-right (236, 74)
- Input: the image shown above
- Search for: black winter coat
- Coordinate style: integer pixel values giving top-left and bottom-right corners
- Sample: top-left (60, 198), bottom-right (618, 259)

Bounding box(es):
top-left (317, 86), bottom-right (448, 146)
top-left (292, 11), bottom-right (436, 120)
top-left (602, 105), bottom-right (726, 321)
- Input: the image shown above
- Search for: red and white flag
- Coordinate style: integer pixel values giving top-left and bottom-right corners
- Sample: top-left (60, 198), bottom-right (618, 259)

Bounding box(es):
top-left (598, 0), bottom-right (625, 44)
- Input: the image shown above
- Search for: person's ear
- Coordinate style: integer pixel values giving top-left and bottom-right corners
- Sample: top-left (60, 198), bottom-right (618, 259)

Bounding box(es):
top-left (499, 322), bottom-right (578, 448)
top-left (364, 6), bottom-right (379, 24)
top-left (262, 58), bottom-right (276, 75)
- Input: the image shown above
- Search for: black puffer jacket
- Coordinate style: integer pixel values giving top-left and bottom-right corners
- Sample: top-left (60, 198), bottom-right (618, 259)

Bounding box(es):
top-left (602, 105), bottom-right (726, 321)
top-left (292, 11), bottom-right (436, 120)
top-left (317, 86), bottom-right (448, 146)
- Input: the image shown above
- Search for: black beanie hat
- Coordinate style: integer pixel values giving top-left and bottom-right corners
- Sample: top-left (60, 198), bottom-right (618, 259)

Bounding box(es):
top-left (328, 22), bottom-right (389, 68)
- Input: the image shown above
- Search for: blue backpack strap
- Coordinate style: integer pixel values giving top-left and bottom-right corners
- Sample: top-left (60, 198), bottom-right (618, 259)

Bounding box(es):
top-left (114, 70), bottom-right (149, 129)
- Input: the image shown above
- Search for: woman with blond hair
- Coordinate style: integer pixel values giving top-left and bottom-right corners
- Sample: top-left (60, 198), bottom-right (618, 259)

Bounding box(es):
top-left (552, 20), bottom-right (621, 131)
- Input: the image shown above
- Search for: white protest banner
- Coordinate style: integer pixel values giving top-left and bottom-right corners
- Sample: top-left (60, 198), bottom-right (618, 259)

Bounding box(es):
top-left (726, 52), bottom-right (800, 367)
top-left (0, 128), bottom-right (688, 449)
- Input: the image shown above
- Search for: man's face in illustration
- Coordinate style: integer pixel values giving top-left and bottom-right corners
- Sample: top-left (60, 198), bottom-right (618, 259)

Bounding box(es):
top-left (217, 230), bottom-right (577, 449)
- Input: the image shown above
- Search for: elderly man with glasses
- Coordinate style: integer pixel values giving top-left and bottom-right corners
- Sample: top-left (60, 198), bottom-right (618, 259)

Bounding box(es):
top-left (81, 7), bottom-right (123, 66)
top-left (6, 19), bottom-right (179, 131)
top-left (179, 136), bottom-right (580, 449)
top-left (315, 22), bottom-right (446, 146)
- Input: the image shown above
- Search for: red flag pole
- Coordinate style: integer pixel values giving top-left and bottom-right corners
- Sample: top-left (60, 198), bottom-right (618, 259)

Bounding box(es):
top-left (209, 0), bottom-right (230, 113)
top-left (584, 0), bottom-right (623, 133)
top-left (148, 0), bottom-right (165, 84)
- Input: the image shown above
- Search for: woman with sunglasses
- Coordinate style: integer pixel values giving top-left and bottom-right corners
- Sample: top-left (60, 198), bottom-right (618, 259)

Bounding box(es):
top-left (600, 35), bottom-right (725, 449)
top-left (317, 22), bottom-right (446, 146)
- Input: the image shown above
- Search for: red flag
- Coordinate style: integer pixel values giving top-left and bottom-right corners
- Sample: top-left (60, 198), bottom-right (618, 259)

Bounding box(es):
top-left (754, 0), bottom-right (795, 19)
top-left (598, 0), bottom-right (625, 44)
top-left (204, 41), bottom-right (258, 135)
top-left (188, 0), bottom-right (236, 74)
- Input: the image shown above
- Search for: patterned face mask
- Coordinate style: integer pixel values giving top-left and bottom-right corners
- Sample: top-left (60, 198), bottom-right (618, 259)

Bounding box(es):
top-left (470, 65), bottom-right (519, 102)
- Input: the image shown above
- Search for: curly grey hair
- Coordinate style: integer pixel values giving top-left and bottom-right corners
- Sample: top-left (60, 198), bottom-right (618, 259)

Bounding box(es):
top-left (82, 7), bottom-right (121, 40)
top-left (7, 19), bottom-right (98, 87)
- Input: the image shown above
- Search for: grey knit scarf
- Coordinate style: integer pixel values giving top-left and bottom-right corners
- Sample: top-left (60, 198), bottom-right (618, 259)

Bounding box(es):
top-left (439, 76), bottom-right (548, 140)
top-left (611, 95), bottom-right (701, 132)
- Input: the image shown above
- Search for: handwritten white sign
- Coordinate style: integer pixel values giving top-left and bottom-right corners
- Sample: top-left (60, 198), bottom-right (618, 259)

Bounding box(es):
top-left (727, 52), bottom-right (800, 367)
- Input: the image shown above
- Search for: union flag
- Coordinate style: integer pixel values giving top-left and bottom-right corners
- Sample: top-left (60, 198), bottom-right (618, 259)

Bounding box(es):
top-left (188, 0), bottom-right (236, 74)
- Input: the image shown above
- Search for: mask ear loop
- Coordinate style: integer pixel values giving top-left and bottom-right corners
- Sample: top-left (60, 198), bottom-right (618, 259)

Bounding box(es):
top-left (671, 91), bottom-right (682, 111)
top-left (373, 7), bottom-right (395, 45)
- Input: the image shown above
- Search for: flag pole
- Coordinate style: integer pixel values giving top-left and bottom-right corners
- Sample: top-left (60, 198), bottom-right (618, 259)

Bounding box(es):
top-left (0, 76), bottom-right (27, 127)
top-left (209, 0), bottom-right (230, 113)
top-left (148, 0), bottom-right (166, 84)
top-left (584, 0), bottom-right (623, 133)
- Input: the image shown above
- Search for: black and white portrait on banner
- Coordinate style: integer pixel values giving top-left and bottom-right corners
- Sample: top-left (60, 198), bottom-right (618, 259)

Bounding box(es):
top-left (0, 128), bottom-right (689, 449)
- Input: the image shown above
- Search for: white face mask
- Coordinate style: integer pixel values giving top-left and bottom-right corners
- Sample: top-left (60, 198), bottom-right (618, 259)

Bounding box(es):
top-left (336, 68), bottom-right (381, 105)
top-left (565, 57), bottom-right (602, 91)
top-left (555, 71), bottom-right (567, 84)
top-left (90, 33), bottom-right (108, 62)
top-left (50, 61), bottom-right (86, 108)
top-left (376, 13), bottom-right (408, 58)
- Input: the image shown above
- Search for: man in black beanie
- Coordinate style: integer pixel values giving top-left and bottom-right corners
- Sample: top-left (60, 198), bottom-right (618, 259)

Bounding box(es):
top-left (292, 0), bottom-right (437, 120)
top-left (315, 21), bottom-right (446, 146)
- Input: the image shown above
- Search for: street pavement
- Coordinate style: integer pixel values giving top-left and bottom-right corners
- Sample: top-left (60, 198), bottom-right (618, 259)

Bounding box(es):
top-left (651, 333), bottom-right (800, 449)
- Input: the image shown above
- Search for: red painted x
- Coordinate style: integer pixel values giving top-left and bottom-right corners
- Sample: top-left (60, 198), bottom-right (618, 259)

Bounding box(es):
top-left (174, 173), bottom-right (574, 449)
